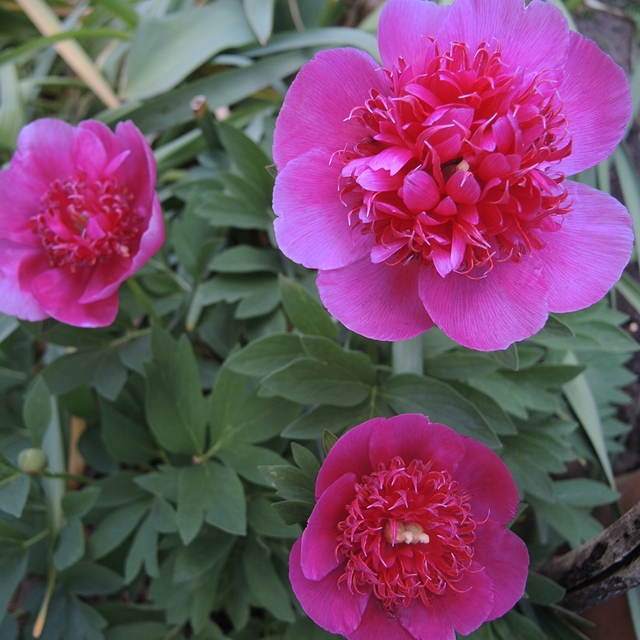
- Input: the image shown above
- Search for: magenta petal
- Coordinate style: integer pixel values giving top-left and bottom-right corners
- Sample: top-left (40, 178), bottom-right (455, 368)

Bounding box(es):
top-left (398, 565), bottom-right (494, 639)
top-left (131, 195), bottom-right (165, 270)
top-left (378, 0), bottom-right (448, 72)
top-left (273, 149), bottom-right (373, 270)
top-left (0, 240), bottom-right (47, 321)
top-left (74, 126), bottom-right (109, 180)
top-left (418, 257), bottom-right (549, 351)
top-left (473, 521), bottom-right (529, 620)
top-left (78, 258), bottom-right (132, 305)
top-left (436, 0), bottom-right (569, 75)
top-left (301, 473), bottom-right (357, 581)
top-left (455, 437), bottom-right (519, 524)
top-left (368, 415), bottom-right (465, 473)
top-left (540, 181), bottom-right (632, 313)
top-left (31, 268), bottom-right (118, 327)
top-left (350, 599), bottom-right (415, 640)
top-left (273, 48), bottom-right (387, 171)
top-left (315, 418), bottom-right (382, 499)
top-left (558, 31), bottom-right (631, 176)
top-left (290, 538), bottom-right (368, 637)
top-left (317, 258), bottom-right (434, 341)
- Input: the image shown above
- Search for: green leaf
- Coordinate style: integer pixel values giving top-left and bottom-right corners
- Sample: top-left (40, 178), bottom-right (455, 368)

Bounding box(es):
top-left (225, 333), bottom-right (305, 376)
top-left (101, 400), bottom-right (158, 465)
top-left (447, 382), bottom-right (516, 435)
top-left (381, 374), bottom-right (500, 448)
top-left (209, 245), bottom-right (279, 274)
top-left (490, 344), bottom-right (519, 371)
top-left (173, 527), bottom-right (234, 583)
top-left (234, 280), bottom-right (281, 319)
top-left (260, 464), bottom-right (315, 502)
top-left (209, 367), bottom-right (247, 444)
top-left (144, 326), bottom-right (206, 455)
top-left (613, 144), bottom-right (640, 268)
top-left (247, 498), bottom-right (301, 538)
top-left (0, 474), bottom-right (29, 518)
top-left (217, 121), bottom-right (274, 196)
top-left (217, 444), bottom-right (288, 486)
top-left (242, 537), bottom-right (295, 622)
top-left (198, 273), bottom-right (277, 305)
top-left (124, 512), bottom-right (159, 584)
top-left (134, 466), bottom-right (179, 502)
top-left (124, 0), bottom-right (255, 100)
top-left (105, 622), bottom-right (170, 640)
top-left (54, 516), bottom-right (85, 571)
top-left (0, 550), bottom-right (28, 621)
top-left (423, 351), bottom-right (500, 380)
top-left (505, 365), bottom-right (585, 387)
top-left (62, 486), bottom-right (101, 519)
top-left (526, 572), bottom-right (565, 606)
top-left (242, 0), bottom-right (275, 44)
top-left (279, 275), bottom-right (338, 339)
top-left (60, 561), bottom-right (124, 596)
top-left (323, 429), bottom-right (339, 456)
top-left (552, 478), bottom-right (619, 507)
top-left (282, 402), bottom-right (373, 440)
top-left (493, 610), bottom-right (546, 640)
top-left (195, 191), bottom-right (271, 230)
top-left (22, 375), bottom-right (51, 447)
top-left (290, 443), bottom-right (321, 480)
top-left (272, 500), bottom-right (313, 525)
top-left (86, 500), bottom-right (151, 560)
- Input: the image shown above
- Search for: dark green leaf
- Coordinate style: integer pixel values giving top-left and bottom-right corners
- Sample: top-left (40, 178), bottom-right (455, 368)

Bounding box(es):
top-left (323, 429), bottom-right (339, 456)
top-left (209, 245), bottom-right (279, 274)
top-left (60, 562), bottom-right (124, 596)
top-left (134, 466), bottom-right (180, 502)
top-left (282, 402), bottom-right (372, 440)
top-left (62, 487), bottom-right (101, 519)
top-left (526, 572), bottom-right (565, 606)
top-left (0, 550), bottom-right (28, 621)
top-left (272, 500), bottom-right (313, 525)
top-left (173, 527), bottom-right (234, 583)
top-left (225, 333), bottom-right (304, 376)
top-left (260, 464), bottom-right (315, 502)
top-left (490, 344), bottom-right (519, 371)
top-left (124, 511), bottom-right (159, 584)
top-left (291, 443), bottom-right (321, 480)
top-left (0, 474), bottom-right (29, 518)
top-left (208, 367), bottom-right (247, 444)
top-left (101, 400), bottom-right (158, 465)
top-left (279, 276), bottom-right (338, 339)
top-left (552, 479), bottom-right (619, 507)
top-left (22, 375), bottom-right (51, 447)
top-left (247, 498), bottom-right (301, 538)
top-left (216, 443), bottom-right (288, 486)
top-left (54, 517), bottom-right (84, 571)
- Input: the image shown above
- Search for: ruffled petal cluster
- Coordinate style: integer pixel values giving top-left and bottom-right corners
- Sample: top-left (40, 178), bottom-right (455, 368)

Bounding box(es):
top-left (290, 415), bottom-right (528, 640)
top-left (273, 0), bottom-right (633, 351)
top-left (0, 119), bottom-right (164, 327)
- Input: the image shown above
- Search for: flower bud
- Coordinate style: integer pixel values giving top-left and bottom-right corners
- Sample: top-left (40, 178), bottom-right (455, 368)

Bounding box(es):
top-left (18, 448), bottom-right (48, 474)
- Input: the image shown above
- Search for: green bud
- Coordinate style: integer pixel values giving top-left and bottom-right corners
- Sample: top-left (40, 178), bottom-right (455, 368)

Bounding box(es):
top-left (18, 448), bottom-right (48, 474)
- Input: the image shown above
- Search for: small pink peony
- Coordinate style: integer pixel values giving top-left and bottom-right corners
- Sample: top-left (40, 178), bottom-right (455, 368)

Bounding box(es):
top-left (273, 0), bottom-right (634, 351)
top-left (290, 414), bottom-right (528, 640)
top-left (0, 119), bottom-right (164, 327)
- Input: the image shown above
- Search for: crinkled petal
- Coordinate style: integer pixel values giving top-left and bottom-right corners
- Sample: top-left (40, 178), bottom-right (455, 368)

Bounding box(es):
top-left (455, 437), bottom-right (519, 524)
top-left (540, 181), bottom-right (633, 313)
top-left (289, 538), bottom-right (368, 637)
top-left (378, 0), bottom-right (448, 72)
top-left (273, 48), bottom-right (388, 171)
top-left (473, 521), bottom-right (529, 620)
top-left (435, 0), bottom-right (569, 75)
top-left (397, 565), bottom-right (494, 639)
top-left (317, 258), bottom-right (434, 341)
top-left (368, 415), bottom-right (466, 473)
top-left (558, 31), bottom-right (631, 176)
top-left (301, 473), bottom-right (356, 581)
top-left (31, 267), bottom-right (119, 327)
top-left (0, 240), bottom-right (47, 321)
top-left (273, 148), bottom-right (373, 270)
top-left (350, 599), bottom-right (415, 640)
top-left (315, 417), bottom-right (382, 499)
top-left (418, 256), bottom-right (549, 351)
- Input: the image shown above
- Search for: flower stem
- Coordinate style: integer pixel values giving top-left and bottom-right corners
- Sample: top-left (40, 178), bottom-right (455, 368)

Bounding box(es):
top-left (392, 337), bottom-right (424, 376)
top-left (127, 277), bottom-right (164, 327)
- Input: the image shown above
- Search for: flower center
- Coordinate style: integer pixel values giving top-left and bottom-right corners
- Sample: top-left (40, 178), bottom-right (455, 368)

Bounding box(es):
top-left (31, 173), bottom-right (143, 270)
top-left (336, 456), bottom-right (476, 610)
top-left (338, 41), bottom-right (572, 278)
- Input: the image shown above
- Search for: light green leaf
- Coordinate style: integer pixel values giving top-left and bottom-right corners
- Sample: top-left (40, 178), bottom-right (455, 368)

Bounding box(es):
top-left (243, 0), bottom-right (275, 44)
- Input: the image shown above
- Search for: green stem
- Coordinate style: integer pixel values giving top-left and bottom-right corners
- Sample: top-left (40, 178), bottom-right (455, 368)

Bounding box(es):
top-left (33, 565), bottom-right (57, 638)
top-left (23, 529), bottom-right (50, 549)
top-left (392, 336), bottom-right (424, 376)
top-left (127, 278), bottom-right (164, 327)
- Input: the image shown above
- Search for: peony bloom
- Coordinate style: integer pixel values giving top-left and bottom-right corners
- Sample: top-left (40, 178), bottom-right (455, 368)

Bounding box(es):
top-left (0, 119), bottom-right (164, 328)
top-left (289, 414), bottom-right (528, 640)
top-left (272, 0), bottom-right (633, 351)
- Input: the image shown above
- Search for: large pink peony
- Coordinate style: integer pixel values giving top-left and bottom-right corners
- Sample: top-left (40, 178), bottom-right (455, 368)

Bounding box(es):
top-left (273, 0), bottom-right (633, 351)
top-left (0, 119), bottom-right (164, 327)
top-left (289, 414), bottom-right (528, 640)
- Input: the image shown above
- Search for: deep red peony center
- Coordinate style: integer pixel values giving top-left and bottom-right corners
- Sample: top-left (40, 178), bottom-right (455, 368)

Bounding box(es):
top-left (338, 41), bottom-right (572, 278)
top-left (336, 456), bottom-right (476, 610)
top-left (31, 174), bottom-right (142, 270)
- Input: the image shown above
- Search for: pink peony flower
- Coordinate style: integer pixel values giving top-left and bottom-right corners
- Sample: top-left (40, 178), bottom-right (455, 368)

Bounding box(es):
top-left (272, 0), bottom-right (633, 351)
top-left (289, 414), bottom-right (528, 640)
top-left (0, 119), bottom-right (164, 328)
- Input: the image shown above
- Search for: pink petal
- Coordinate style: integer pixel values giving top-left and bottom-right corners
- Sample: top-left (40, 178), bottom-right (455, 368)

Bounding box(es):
top-left (289, 538), bottom-right (368, 637)
top-left (301, 473), bottom-right (357, 581)
top-left (350, 599), bottom-right (415, 640)
top-left (557, 31), bottom-right (631, 176)
top-left (473, 521), bottom-right (529, 620)
top-left (397, 565), bottom-right (494, 639)
top-left (31, 267), bottom-right (119, 327)
top-left (435, 0), bottom-right (569, 76)
top-left (74, 126), bottom-right (109, 180)
top-left (317, 258), bottom-right (434, 341)
top-left (0, 240), bottom-right (47, 321)
top-left (273, 48), bottom-right (388, 171)
top-left (455, 437), bottom-right (519, 524)
top-left (540, 181), bottom-right (632, 313)
top-left (273, 149), bottom-right (373, 270)
top-left (378, 0), bottom-right (449, 72)
top-left (78, 258), bottom-right (133, 305)
top-left (368, 415), bottom-right (466, 473)
top-left (315, 418), bottom-right (382, 499)
top-left (401, 171), bottom-right (441, 213)
top-left (418, 256), bottom-right (549, 351)
top-left (131, 195), bottom-right (166, 270)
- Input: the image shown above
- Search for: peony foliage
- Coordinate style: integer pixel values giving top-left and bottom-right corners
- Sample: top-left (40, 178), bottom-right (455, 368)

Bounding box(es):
top-left (0, 0), bottom-right (637, 639)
